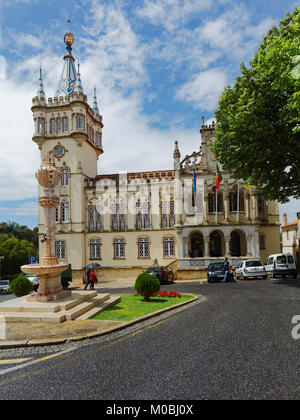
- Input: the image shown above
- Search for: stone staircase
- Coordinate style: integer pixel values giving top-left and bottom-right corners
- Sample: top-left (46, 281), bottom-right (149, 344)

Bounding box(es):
top-left (0, 291), bottom-right (120, 324)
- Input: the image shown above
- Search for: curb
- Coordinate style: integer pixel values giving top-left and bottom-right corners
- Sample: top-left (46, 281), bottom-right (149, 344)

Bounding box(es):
top-left (0, 294), bottom-right (200, 349)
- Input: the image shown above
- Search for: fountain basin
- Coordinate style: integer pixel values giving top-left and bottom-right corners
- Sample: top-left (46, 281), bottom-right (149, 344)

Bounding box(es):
top-left (21, 263), bottom-right (69, 276)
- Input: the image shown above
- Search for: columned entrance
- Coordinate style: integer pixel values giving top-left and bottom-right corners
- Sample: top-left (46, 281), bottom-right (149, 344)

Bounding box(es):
top-left (230, 229), bottom-right (247, 256)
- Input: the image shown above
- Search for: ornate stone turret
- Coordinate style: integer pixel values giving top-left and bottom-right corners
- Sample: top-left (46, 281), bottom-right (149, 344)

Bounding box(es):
top-left (74, 61), bottom-right (84, 94)
top-left (55, 32), bottom-right (77, 97)
top-left (173, 141), bottom-right (181, 171)
top-left (36, 66), bottom-right (46, 102)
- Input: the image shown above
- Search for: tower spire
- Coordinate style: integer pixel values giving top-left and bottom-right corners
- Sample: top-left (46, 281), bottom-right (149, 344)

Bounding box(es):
top-left (93, 86), bottom-right (99, 114)
top-left (55, 32), bottom-right (77, 97)
top-left (37, 64), bottom-right (46, 101)
top-left (74, 59), bottom-right (84, 94)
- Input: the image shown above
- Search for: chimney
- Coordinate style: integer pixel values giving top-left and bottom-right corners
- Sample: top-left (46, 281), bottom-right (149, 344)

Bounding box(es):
top-left (282, 212), bottom-right (287, 226)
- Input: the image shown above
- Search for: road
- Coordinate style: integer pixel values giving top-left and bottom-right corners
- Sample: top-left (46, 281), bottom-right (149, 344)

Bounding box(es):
top-left (0, 277), bottom-right (300, 400)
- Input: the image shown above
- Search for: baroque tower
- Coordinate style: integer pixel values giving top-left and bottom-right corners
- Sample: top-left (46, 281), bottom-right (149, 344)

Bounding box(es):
top-left (32, 32), bottom-right (103, 277)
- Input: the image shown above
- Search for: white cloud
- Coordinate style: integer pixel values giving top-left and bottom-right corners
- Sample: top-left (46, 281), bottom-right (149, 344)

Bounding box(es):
top-left (0, 201), bottom-right (38, 217)
top-left (176, 68), bottom-right (227, 110)
top-left (136, 0), bottom-right (212, 31)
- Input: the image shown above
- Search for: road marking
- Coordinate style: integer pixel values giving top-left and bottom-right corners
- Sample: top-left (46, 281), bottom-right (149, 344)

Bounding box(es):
top-left (0, 358), bottom-right (32, 365)
top-left (0, 349), bottom-right (74, 378)
top-left (0, 318), bottom-right (170, 384)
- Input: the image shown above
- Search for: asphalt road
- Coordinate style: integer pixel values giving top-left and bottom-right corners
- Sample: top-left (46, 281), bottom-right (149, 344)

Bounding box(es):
top-left (0, 277), bottom-right (300, 400)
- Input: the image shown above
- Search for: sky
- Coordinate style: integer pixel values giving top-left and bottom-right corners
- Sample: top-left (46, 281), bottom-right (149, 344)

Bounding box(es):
top-left (0, 0), bottom-right (299, 229)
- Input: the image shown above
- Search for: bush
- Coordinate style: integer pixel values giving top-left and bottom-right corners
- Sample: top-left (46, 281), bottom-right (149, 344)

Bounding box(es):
top-left (135, 272), bottom-right (160, 302)
top-left (9, 274), bottom-right (34, 297)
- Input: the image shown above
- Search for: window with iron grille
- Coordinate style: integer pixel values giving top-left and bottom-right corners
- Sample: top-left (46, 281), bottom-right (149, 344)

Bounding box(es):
top-left (55, 207), bottom-right (59, 222)
top-left (138, 238), bottom-right (150, 258)
top-left (112, 205), bottom-right (119, 231)
top-left (96, 208), bottom-right (102, 231)
top-left (208, 192), bottom-right (223, 213)
top-left (119, 204), bottom-right (126, 231)
top-left (136, 204), bottom-right (143, 230)
top-left (90, 239), bottom-right (101, 259)
top-left (259, 234), bottom-right (265, 249)
top-left (61, 168), bottom-right (69, 186)
top-left (169, 201), bottom-right (175, 227)
top-left (56, 241), bottom-right (65, 259)
top-left (114, 239), bottom-right (125, 259)
top-left (161, 201), bottom-right (168, 228)
top-left (88, 206), bottom-right (95, 231)
top-left (163, 237), bottom-right (175, 257)
top-left (143, 202), bottom-right (151, 229)
top-left (61, 199), bottom-right (69, 223)
top-left (96, 132), bottom-right (101, 148)
top-left (257, 195), bottom-right (265, 215)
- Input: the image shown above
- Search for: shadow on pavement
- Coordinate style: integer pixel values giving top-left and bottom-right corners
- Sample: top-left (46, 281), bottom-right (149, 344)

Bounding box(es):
top-left (271, 277), bottom-right (300, 289)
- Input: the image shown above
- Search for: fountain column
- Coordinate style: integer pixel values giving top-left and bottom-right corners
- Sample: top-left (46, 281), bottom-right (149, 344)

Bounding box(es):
top-left (22, 152), bottom-right (70, 302)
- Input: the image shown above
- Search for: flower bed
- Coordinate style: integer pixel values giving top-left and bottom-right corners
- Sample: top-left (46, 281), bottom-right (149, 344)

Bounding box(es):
top-left (153, 290), bottom-right (181, 298)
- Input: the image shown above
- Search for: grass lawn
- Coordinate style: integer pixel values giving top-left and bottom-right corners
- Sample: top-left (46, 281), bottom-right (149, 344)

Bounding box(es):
top-left (91, 294), bottom-right (195, 322)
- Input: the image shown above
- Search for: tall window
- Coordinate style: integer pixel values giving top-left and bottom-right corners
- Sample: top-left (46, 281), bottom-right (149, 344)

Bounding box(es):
top-left (136, 204), bottom-right (143, 230)
top-left (138, 237), bottom-right (150, 259)
top-left (161, 201), bottom-right (168, 228)
top-left (61, 199), bottom-right (69, 223)
top-left (57, 118), bottom-right (62, 134)
top-left (119, 204), bottom-right (126, 231)
top-left (38, 118), bottom-right (45, 134)
top-left (257, 195), bottom-right (265, 215)
top-left (208, 192), bottom-right (223, 213)
top-left (143, 203), bottom-right (151, 229)
top-left (96, 132), bottom-right (101, 148)
top-left (169, 201), bottom-right (175, 227)
top-left (163, 237), bottom-right (175, 258)
top-left (112, 205), bottom-right (119, 231)
top-left (55, 207), bottom-right (59, 222)
top-left (114, 239), bottom-right (125, 259)
top-left (88, 206), bottom-right (102, 232)
top-left (56, 241), bottom-right (65, 259)
top-left (90, 239), bottom-right (101, 259)
top-left (61, 168), bottom-right (69, 186)
top-left (229, 192), bottom-right (245, 212)
top-left (112, 204), bottom-right (126, 231)
top-left (50, 118), bottom-right (56, 134)
top-left (77, 114), bottom-right (85, 130)
top-left (63, 117), bottom-right (68, 133)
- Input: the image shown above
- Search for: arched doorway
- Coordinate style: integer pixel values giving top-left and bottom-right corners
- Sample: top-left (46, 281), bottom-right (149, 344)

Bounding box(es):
top-left (230, 230), bottom-right (247, 256)
top-left (209, 231), bottom-right (223, 257)
top-left (190, 232), bottom-right (204, 258)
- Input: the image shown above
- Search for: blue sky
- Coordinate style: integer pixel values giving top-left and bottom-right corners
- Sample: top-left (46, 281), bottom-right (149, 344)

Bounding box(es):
top-left (0, 0), bottom-right (299, 229)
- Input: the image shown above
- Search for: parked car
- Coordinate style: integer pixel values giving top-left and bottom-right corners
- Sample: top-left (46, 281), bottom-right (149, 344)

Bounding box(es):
top-left (61, 264), bottom-right (72, 290)
top-left (207, 261), bottom-right (225, 283)
top-left (236, 260), bottom-right (267, 280)
top-left (146, 267), bottom-right (174, 284)
top-left (23, 273), bottom-right (39, 292)
top-left (265, 254), bottom-right (297, 279)
top-left (0, 280), bottom-right (11, 294)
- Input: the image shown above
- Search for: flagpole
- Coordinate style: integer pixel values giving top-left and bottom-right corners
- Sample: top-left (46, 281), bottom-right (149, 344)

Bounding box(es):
top-left (216, 186), bottom-right (218, 224)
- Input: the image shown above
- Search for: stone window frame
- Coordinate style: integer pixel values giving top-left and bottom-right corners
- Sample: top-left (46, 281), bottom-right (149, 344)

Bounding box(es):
top-left (55, 240), bottom-right (66, 260)
top-left (61, 198), bottom-right (69, 223)
top-left (259, 233), bottom-right (266, 250)
top-left (137, 236), bottom-right (151, 259)
top-left (162, 236), bottom-right (176, 258)
top-left (90, 238), bottom-right (102, 260)
top-left (113, 237), bottom-right (126, 260)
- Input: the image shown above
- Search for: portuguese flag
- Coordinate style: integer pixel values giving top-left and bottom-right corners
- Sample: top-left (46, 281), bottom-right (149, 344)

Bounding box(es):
top-left (216, 162), bottom-right (222, 190)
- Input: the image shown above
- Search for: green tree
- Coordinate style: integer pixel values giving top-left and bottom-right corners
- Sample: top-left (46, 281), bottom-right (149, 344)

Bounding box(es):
top-left (212, 8), bottom-right (300, 202)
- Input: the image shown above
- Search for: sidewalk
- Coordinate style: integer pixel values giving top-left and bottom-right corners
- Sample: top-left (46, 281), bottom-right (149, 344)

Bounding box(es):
top-left (73, 278), bottom-right (207, 290)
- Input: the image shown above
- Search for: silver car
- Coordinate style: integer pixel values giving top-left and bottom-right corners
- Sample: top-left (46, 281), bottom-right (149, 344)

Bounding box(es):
top-left (0, 280), bottom-right (11, 294)
top-left (236, 260), bottom-right (268, 280)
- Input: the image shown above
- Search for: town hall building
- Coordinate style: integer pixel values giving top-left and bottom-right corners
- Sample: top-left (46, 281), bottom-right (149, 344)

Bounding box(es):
top-left (33, 33), bottom-right (281, 282)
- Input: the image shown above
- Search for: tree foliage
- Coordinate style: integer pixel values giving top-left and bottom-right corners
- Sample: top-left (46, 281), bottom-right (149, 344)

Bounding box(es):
top-left (0, 223), bottom-right (38, 277)
top-left (212, 8), bottom-right (300, 202)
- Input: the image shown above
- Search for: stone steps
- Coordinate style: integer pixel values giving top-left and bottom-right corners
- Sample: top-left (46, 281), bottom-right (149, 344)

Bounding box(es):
top-left (76, 295), bottom-right (121, 320)
top-left (0, 291), bottom-right (115, 324)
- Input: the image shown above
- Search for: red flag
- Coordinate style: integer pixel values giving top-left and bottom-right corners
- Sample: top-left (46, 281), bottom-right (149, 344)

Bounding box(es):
top-left (216, 162), bottom-right (222, 190)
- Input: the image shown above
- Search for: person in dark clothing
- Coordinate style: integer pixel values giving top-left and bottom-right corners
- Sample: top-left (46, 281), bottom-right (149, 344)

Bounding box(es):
top-left (222, 257), bottom-right (231, 283)
top-left (84, 269), bottom-right (91, 290)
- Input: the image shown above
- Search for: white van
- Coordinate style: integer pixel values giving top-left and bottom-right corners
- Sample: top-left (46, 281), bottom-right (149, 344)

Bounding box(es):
top-left (266, 254), bottom-right (297, 279)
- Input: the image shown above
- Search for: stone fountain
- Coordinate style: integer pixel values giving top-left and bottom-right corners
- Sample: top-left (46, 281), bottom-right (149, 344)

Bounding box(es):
top-left (21, 152), bottom-right (71, 302)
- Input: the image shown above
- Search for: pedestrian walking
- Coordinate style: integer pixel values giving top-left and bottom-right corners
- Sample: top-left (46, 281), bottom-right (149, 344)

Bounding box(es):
top-left (222, 257), bottom-right (231, 283)
top-left (84, 269), bottom-right (91, 290)
top-left (89, 269), bottom-right (98, 290)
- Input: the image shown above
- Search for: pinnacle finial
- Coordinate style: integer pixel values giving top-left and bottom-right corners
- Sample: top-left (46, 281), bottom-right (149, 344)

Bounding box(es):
top-left (93, 85), bottom-right (100, 114)
top-left (36, 64), bottom-right (46, 101)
